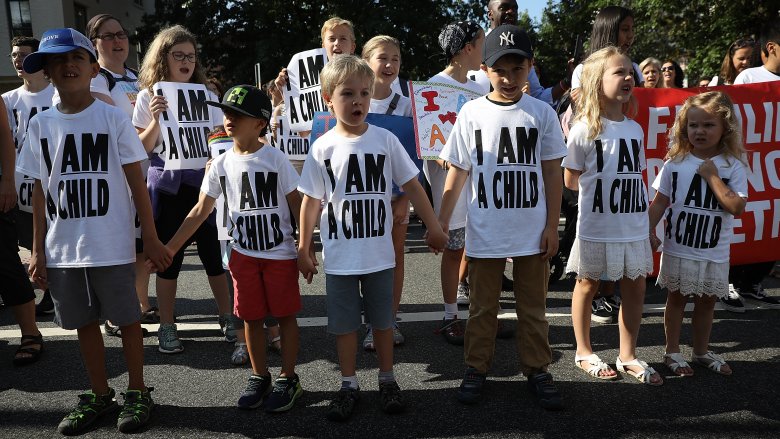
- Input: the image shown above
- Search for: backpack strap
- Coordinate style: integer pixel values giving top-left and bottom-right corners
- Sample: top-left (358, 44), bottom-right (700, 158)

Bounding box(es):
top-left (99, 67), bottom-right (118, 92)
top-left (398, 77), bottom-right (409, 97)
top-left (385, 93), bottom-right (401, 115)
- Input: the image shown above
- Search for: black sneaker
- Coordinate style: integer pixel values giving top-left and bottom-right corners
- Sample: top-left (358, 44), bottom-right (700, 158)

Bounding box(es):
top-left (457, 367), bottom-right (486, 405)
top-left (326, 387), bottom-right (360, 422)
top-left (527, 372), bottom-right (563, 411)
top-left (720, 284), bottom-right (745, 313)
top-left (265, 374), bottom-right (303, 413)
top-left (237, 374), bottom-right (272, 409)
top-left (591, 297), bottom-right (614, 324)
top-left (739, 284), bottom-right (780, 309)
top-left (117, 387), bottom-right (155, 433)
top-left (57, 389), bottom-right (119, 435)
top-left (605, 295), bottom-right (621, 315)
top-left (36, 290), bottom-right (55, 316)
top-left (378, 381), bottom-right (405, 414)
top-left (437, 317), bottom-right (464, 345)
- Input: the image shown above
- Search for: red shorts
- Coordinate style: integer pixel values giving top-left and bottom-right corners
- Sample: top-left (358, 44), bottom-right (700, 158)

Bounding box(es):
top-left (228, 250), bottom-right (301, 321)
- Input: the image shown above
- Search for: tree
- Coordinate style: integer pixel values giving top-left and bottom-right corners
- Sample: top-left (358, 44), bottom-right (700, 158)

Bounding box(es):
top-left (136, 0), bottom-right (484, 88)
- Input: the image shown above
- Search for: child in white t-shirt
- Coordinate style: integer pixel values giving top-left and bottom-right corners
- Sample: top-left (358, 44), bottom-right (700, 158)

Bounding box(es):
top-left (361, 35), bottom-right (414, 350)
top-left (438, 26), bottom-right (566, 409)
top-left (133, 25), bottom-right (232, 354)
top-left (17, 28), bottom-right (170, 435)
top-left (297, 55), bottom-right (447, 421)
top-left (649, 91), bottom-right (748, 377)
top-left (734, 21), bottom-right (780, 84)
top-left (562, 46), bottom-right (660, 385)
top-left (426, 21), bottom-right (486, 345)
top-left (159, 85), bottom-right (305, 411)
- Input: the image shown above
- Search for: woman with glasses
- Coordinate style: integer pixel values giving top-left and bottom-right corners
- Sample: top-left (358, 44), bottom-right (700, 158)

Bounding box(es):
top-left (661, 60), bottom-right (684, 88)
top-left (708, 37), bottom-right (755, 86)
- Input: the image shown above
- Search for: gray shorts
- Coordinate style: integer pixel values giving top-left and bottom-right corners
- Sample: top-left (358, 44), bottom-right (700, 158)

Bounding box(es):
top-left (47, 264), bottom-right (140, 330)
top-left (325, 268), bottom-right (394, 335)
top-left (446, 227), bottom-right (465, 251)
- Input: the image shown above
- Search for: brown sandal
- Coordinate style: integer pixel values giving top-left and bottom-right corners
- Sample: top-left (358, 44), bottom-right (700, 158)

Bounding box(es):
top-left (13, 334), bottom-right (43, 366)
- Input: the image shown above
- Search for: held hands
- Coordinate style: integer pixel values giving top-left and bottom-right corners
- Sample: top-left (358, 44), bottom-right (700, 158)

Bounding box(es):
top-left (149, 95), bottom-right (168, 119)
top-left (424, 222), bottom-right (449, 255)
top-left (696, 159), bottom-right (718, 179)
top-left (28, 251), bottom-right (47, 289)
top-left (144, 241), bottom-right (174, 273)
top-left (297, 246), bottom-right (318, 284)
top-left (539, 226), bottom-right (559, 260)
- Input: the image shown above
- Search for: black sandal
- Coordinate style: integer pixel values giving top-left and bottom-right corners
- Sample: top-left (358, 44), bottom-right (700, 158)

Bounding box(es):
top-left (13, 334), bottom-right (43, 366)
top-left (104, 321), bottom-right (149, 337)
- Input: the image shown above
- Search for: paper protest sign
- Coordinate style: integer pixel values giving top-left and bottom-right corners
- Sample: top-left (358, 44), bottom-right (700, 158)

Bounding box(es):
top-left (409, 81), bottom-right (482, 159)
top-left (154, 81), bottom-right (215, 171)
top-left (209, 138), bottom-right (233, 240)
top-left (269, 116), bottom-right (308, 160)
top-left (283, 48), bottom-right (329, 132)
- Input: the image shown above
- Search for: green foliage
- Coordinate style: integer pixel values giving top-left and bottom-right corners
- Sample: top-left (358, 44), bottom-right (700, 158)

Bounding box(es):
top-left (535, 0), bottom-right (780, 86)
top-left (137, 0), bottom-right (484, 88)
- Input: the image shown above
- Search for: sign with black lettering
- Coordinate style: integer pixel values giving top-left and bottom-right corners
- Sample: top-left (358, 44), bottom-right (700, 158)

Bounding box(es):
top-left (153, 81), bottom-right (214, 171)
top-left (209, 138), bottom-right (232, 240)
top-left (15, 171), bottom-right (34, 213)
top-left (269, 116), bottom-right (308, 160)
top-left (283, 48), bottom-right (328, 132)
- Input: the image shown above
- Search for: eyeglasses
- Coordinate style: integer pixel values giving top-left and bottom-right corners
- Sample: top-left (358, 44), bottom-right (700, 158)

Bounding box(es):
top-left (169, 51), bottom-right (197, 63)
top-left (9, 52), bottom-right (29, 60)
top-left (97, 31), bottom-right (128, 41)
top-left (661, 66), bottom-right (675, 72)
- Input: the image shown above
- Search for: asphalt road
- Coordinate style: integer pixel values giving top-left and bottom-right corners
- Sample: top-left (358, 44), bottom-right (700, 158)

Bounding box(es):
top-left (2, 223), bottom-right (779, 438)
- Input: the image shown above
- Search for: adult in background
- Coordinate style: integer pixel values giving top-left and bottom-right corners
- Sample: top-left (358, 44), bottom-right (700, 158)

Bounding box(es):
top-left (86, 14), bottom-right (160, 335)
top-left (661, 60), bottom-right (684, 88)
top-left (639, 57), bottom-right (662, 88)
top-left (708, 37), bottom-right (755, 86)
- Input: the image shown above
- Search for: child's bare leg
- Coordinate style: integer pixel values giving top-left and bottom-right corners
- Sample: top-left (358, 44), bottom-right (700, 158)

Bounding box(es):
top-left (119, 322), bottom-right (147, 390)
top-left (692, 295), bottom-right (730, 373)
top-left (391, 222), bottom-right (407, 316)
top-left (77, 321), bottom-right (110, 395)
top-left (207, 274), bottom-right (231, 316)
top-left (618, 276), bottom-right (661, 384)
top-left (336, 332), bottom-right (358, 377)
top-left (277, 315), bottom-right (299, 377)
top-left (572, 278), bottom-right (600, 356)
top-left (442, 247), bottom-right (464, 305)
top-left (156, 278), bottom-right (177, 324)
top-left (458, 251), bottom-right (468, 284)
top-left (373, 327), bottom-right (394, 372)
top-left (663, 290), bottom-right (693, 375)
top-left (244, 319), bottom-right (268, 376)
top-left (134, 257), bottom-right (152, 312)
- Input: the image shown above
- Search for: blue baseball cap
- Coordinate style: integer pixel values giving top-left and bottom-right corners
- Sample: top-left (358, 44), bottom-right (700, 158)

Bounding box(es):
top-left (23, 28), bottom-right (97, 73)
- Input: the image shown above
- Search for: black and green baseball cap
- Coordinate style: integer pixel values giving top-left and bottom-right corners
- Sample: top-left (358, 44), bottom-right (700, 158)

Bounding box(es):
top-left (205, 84), bottom-right (272, 121)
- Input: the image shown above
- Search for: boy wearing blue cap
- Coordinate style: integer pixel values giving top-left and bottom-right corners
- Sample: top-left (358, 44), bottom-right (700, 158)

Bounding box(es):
top-left (16, 28), bottom-right (171, 434)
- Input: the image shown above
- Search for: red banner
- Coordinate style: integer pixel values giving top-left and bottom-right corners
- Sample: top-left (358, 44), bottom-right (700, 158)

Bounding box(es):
top-left (633, 82), bottom-right (780, 265)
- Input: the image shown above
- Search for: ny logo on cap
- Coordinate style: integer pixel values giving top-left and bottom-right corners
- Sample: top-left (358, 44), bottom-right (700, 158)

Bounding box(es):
top-left (226, 87), bottom-right (248, 105)
top-left (499, 31), bottom-right (514, 47)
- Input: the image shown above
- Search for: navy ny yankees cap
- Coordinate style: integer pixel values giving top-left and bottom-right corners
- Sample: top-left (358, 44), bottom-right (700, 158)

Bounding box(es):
top-left (205, 85), bottom-right (272, 121)
top-left (483, 25), bottom-right (533, 67)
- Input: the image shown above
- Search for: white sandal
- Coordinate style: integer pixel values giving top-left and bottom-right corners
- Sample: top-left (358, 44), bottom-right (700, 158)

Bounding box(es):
top-left (575, 353), bottom-right (618, 380)
top-left (691, 351), bottom-right (732, 376)
top-left (663, 352), bottom-right (694, 377)
top-left (231, 342), bottom-right (248, 366)
top-left (616, 357), bottom-right (663, 386)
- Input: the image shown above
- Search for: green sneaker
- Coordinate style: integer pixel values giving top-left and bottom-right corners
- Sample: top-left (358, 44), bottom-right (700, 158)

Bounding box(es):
top-left (117, 387), bottom-right (155, 433)
top-left (57, 389), bottom-right (119, 435)
top-left (264, 374), bottom-right (303, 413)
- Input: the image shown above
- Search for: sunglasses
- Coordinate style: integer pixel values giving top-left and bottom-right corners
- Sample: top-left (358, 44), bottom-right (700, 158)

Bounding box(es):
top-left (661, 66), bottom-right (675, 72)
top-left (97, 31), bottom-right (128, 41)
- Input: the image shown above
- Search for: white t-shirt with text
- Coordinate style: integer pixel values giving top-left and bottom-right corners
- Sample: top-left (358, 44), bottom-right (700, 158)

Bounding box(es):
top-left (202, 145), bottom-right (299, 260)
top-left (16, 100), bottom-right (147, 267)
top-left (562, 118), bottom-right (649, 242)
top-left (652, 154), bottom-right (748, 263)
top-left (440, 95), bottom-right (568, 257)
top-left (2, 84), bottom-right (55, 153)
top-left (297, 125), bottom-right (419, 275)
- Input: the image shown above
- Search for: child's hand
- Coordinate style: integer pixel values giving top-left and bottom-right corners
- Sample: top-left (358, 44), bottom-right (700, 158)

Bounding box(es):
top-left (424, 226), bottom-right (448, 255)
top-left (274, 68), bottom-right (288, 90)
top-left (539, 226), bottom-right (559, 260)
top-left (144, 239), bottom-right (174, 273)
top-left (297, 247), bottom-right (318, 284)
top-left (649, 232), bottom-right (662, 252)
top-left (28, 251), bottom-right (47, 289)
top-left (204, 158), bottom-right (214, 174)
top-left (697, 159), bottom-right (718, 179)
top-left (149, 95), bottom-right (168, 119)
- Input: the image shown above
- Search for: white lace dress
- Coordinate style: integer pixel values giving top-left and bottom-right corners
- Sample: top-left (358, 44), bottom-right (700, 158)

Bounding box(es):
top-left (566, 238), bottom-right (654, 281)
top-left (656, 254), bottom-right (729, 297)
